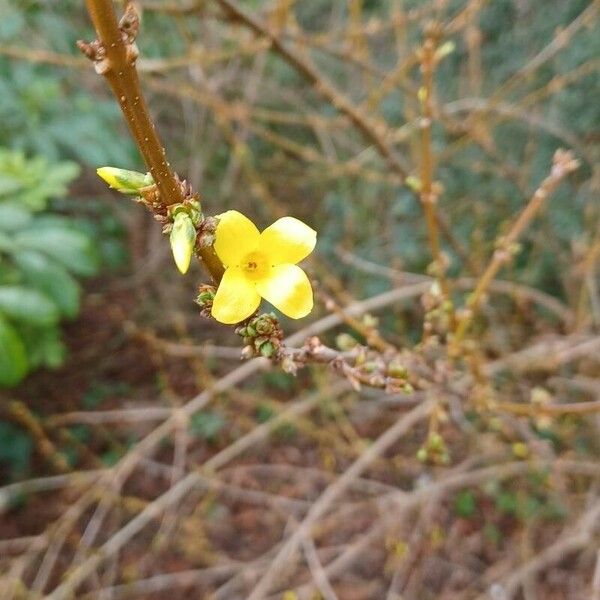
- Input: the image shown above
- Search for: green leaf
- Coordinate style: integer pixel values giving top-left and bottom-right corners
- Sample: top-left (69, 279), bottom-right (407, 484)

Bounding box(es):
top-left (0, 202), bottom-right (32, 231)
top-left (13, 250), bottom-right (80, 318)
top-left (256, 403), bottom-right (275, 423)
top-left (18, 324), bottom-right (66, 370)
top-left (0, 285), bottom-right (59, 326)
top-left (0, 174), bottom-right (23, 198)
top-left (0, 231), bottom-right (12, 252)
top-left (495, 491), bottom-right (519, 516)
top-left (100, 449), bottom-right (122, 467)
top-left (14, 225), bottom-right (100, 277)
top-left (189, 411), bottom-right (226, 441)
top-left (42, 161), bottom-right (80, 196)
top-left (454, 490), bottom-right (477, 518)
top-left (0, 422), bottom-right (33, 477)
top-left (0, 315), bottom-right (28, 387)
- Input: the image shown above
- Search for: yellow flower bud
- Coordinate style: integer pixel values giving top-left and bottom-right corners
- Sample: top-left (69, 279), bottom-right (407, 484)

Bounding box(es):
top-left (170, 212), bottom-right (197, 274)
top-left (96, 167), bottom-right (153, 194)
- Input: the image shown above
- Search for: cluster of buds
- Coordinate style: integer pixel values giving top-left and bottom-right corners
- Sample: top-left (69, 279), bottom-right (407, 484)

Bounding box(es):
top-left (417, 432), bottom-right (450, 465)
top-left (353, 354), bottom-right (414, 393)
top-left (195, 285), bottom-right (216, 318)
top-left (236, 313), bottom-right (284, 359)
top-left (492, 234), bottom-right (523, 268)
top-left (96, 166), bottom-right (208, 275)
top-left (325, 335), bottom-right (414, 392)
top-left (421, 280), bottom-right (453, 338)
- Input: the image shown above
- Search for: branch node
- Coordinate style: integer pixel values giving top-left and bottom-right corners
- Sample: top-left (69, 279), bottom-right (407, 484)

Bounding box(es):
top-left (77, 39), bottom-right (110, 74)
top-left (119, 2), bottom-right (140, 43)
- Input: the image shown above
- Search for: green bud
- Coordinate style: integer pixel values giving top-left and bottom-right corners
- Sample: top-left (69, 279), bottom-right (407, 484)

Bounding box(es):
top-left (434, 41), bottom-right (455, 61)
top-left (170, 212), bottom-right (197, 274)
top-left (97, 167), bottom-right (153, 194)
top-left (196, 291), bottom-right (215, 306)
top-left (198, 291), bottom-right (215, 302)
top-left (169, 200), bottom-right (202, 226)
top-left (406, 175), bottom-right (422, 192)
top-left (512, 442), bottom-right (529, 459)
top-left (259, 341), bottom-right (276, 358)
top-left (387, 360), bottom-right (408, 379)
top-left (416, 447), bottom-right (428, 462)
top-left (362, 313), bottom-right (379, 328)
top-left (440, 452), bottom-right (451, 465)
top-left (336, 333), bottom-right (358, 351)
top-left (428, 433), bottom-right (444, 451)
top-left (255, 318), bottom-right (275, 336)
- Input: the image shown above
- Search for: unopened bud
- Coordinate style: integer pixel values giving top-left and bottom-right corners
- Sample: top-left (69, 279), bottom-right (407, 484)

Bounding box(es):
top-left (97, 167), bottom-right (153, 194)
top-left (434, 40), bottom-right (455, 61)
top-left (170, 212), bottom-right (196, 274)
top-left (241, 345), bottom-right (255, 360)
top-left (259, 341), bottom-right (276, 358)
top-left (336, 333), bottom-right (358, 351)
top-left (512, 442), bottom-right (529, 459)
top-left (406, 175), bottom-right (422, 192)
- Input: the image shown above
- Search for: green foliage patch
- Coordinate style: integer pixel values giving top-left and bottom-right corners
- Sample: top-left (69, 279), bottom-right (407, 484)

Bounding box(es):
top-left (0, 149), bottom-right (101, 387)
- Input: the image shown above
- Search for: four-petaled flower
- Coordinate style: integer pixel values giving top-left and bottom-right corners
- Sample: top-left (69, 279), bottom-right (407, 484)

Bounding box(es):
top-left (211, 210), bottom-right (316, 324)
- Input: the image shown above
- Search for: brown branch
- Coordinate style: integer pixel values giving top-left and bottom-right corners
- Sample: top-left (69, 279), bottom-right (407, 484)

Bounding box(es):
top-left (417, 23), bottom-right (450, 300)
top-left (215, 0), bottom-right (409, 181)
top-left (214, 0), bottom-right (470, 273)
top-left (497, 399), bottom-right (600, 416)
top-left (81, 0), bottom-right (224, 281)
top-left (83, 1), bottom-right (177, 204)
top-left (453, 149), bottom-right (579, 343)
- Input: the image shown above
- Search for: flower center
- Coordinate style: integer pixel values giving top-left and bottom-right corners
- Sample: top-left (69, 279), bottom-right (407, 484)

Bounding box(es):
top-left (241, 250), bottom-right (270, 280)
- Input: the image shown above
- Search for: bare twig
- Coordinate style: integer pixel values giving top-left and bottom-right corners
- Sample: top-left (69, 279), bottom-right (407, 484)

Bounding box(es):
top-left (245, 400), bottom-right (434, 600)
top-left (453, 149), bottom-right (579, 344)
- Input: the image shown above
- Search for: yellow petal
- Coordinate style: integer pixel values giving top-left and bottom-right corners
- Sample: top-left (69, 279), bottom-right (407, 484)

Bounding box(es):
top-left (214, 210), bottom-right (260, 268)
top-left (260, 217), bottom-right (316, 265)
top-left (211, 267), bottom-right (261, 324)
top-left (255, 264), bottom-right (313, 319)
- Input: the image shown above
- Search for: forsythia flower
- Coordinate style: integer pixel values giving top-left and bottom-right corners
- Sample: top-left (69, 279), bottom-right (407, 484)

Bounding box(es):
top-left (211, 210), bottom-right (316, 324)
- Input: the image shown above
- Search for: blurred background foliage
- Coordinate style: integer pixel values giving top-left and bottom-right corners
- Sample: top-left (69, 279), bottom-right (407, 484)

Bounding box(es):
top-left (0, 0), bottom-right (596, 482)
top-left (0, 0), bottom-right (597, 466)
top-left (0, 1), bottom-right (598, 597)
top-left (0, 0), bottom-right (596, 302)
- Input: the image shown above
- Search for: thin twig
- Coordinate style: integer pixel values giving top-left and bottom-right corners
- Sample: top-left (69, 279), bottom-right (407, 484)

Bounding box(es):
top-left (453, 149), bottom-right (579, 344)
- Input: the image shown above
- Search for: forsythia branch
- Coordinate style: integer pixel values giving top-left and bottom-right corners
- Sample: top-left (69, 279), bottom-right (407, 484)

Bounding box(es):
top-left (80, 0), bottom-right (224, 281)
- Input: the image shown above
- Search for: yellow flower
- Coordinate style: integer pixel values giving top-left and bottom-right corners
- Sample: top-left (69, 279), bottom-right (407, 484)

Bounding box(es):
top-left (211, 210), bottom-right (316, 324)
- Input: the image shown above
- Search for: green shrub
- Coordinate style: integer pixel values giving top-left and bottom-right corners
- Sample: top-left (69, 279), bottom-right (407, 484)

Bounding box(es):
top-left (0, 148), bottom-right (101, 387)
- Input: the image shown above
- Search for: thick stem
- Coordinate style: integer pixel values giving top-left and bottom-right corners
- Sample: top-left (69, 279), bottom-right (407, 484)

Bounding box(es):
top-left (85, 0), bottom-right (182, 205)
top-left (84, 0), bottom-right (224, 281)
